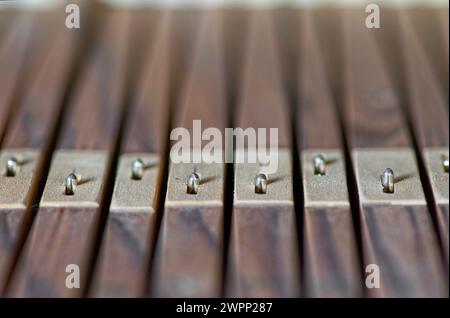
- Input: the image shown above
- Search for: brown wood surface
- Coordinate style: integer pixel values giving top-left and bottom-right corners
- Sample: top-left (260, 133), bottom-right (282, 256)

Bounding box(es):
top-left (360, 205), bottom-right (446, 297)
top-left (0, 9), bottom-right (82, 293)
top-left (9, 206), bottom-right (99, 297)
top-left (343, 10), bottom-right (446, 297)
top-left (89, 11), bottom-right (171, 298)
top-left (298, 10), bottom-right (361, 298)
top-left (342, 10), bottom-right (410, 149)
top-left (0, 13), bottom-right (34, 146)
top-left (397, 12), bottom-right (449, 149)
top-left (297, 10), bottom-right (341, 150)
top-left (172, 11), bottom-right (228, 137)
top-left (153, 11), bottom-right (227, 298)
top-left (398, 11), bottom-right (449, 268)
top-left (227, 204), bottom-right (299, 298)
top-left (121, 10), bottom-right (170, 154)
top-left (235, 10), bottom-right (291, 148)
top-left (7, 10), bottom-right (131, 297)
top-left (408, 8), bottom-right (448, 102)
top-left (227, 11), bottom-right (299, 298)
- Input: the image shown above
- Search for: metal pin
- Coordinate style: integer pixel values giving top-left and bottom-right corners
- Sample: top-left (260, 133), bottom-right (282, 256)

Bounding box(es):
top-left (381, 168), bottom-right (395, 193)
top-left (255, 173), bottom-right (268, 194)
top-left (131, 158), bottom-right (144, 180)
top-left (6, 157), bottom-right (19, 177)
top-left (65, 172), bottom-right (79, 195)
top-left (442, 156), bottom-right (449, 173)
top-left (187, 172), bottom-right (200, 194)
top-left (313, 154), bottom-right (326, 175)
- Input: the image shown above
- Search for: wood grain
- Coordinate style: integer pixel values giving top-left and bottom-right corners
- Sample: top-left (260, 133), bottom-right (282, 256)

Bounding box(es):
top-left (0, 9), bottom-right (82, 293)
top-left (342, 10), bottom-right (411, 149)
top-left (297, 10), bottom-right (361, 297)
top-left (297, 10), bottom-right (342, 150)
top-left (153, 11), bottom-right (227, 298)
top-left (227, 11), bottom-right (299, 297)
top-left (7, 10), bottom-right (131, 297)
top-left (235, 10), bottom-right (291, 148)
top-left (360, 205), bottom-right (446, 297)
top-left (89, 11), bottom-right (171, 298)
top-left (397, 12), bottom-right (449, 149)
top-left (407, 8), bottom-right (448, 101)
top-left (343, 10), bottom-right (447, 297)
top-left (0, 13), bottom-right (34, 146)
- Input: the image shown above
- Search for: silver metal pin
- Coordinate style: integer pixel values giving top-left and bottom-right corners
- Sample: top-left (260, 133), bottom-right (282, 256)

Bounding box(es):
top-left (381, 168), bottom-right (395, 193)
top-left (131, 158), bottom-right (144, 180)
top-left (313, 154), bottom-right (326, 176)
top-left (442, 156), bottom-right (449, 173)
top-left (255, 173), bottom-right (268, 194)
top-left (6, 157), bottom-right (19, 177)
top-left (65, 172), bottom-right (79, 195)
top-left (187, 172), bottom-right (200, 194)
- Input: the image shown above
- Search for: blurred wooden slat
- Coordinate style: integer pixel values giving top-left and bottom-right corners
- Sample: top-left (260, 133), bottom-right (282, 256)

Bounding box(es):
top-left (0, 13), bottom-right (34, 146)
top-left (7, 10), bottom-right (131, 297)
top-left (396, 11), bottom-right (449, 266)
top-left (297, 10), bottom-right (361, 297)
top-left (90, 10), bottom-right (171, 297)
top-left (226, 10), bottom-right (299, 298)
top-left (342, 9), bottom-right (446, 297)
top-left (153, 11), bottom-right (227, 298)
top-left (408, 8), bottom-right (448, 102)
top-left (0, 10), bottom-right (82, 293)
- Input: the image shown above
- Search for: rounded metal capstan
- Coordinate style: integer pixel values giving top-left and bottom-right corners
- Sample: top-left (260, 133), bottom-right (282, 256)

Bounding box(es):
top-left (186, 172), bottom-right (200, 194)
top-left (313, 154), bottom-right (326, 176)
top-left (254, 173), bottom-right (268, 194)
top-left (131, 158), bottom-right (144, 180)
top-left (381, 168), bottom-right (395, 194)
top-left (443, 156), bottom-right (449, 173)
top-left (65, 172), bottom-right (79, 195)
top-left (6, 157), bottom-right (19, 177)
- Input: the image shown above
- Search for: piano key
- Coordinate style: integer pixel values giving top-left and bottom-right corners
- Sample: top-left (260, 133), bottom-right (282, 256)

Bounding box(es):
top-left (7, 10), bottom-right (131, 297)
top-left (353, 149), bottom-right (447, 297)
top-left (226, 10), bottom-right (299, 297)
top-left (342, 9), bottom-right (446, 297)
top-left (89, 10), bottom-right (171, 297)
top-left (297, 10), bottom-right (361, 297)
top-left (0, 13), bottom-right (34, 146)
top-left (152, 11), bottom-right (227, 297)
top-left (0, 8), bottom-right (82, 293)
top-left (395, 12), bottom-right (449, 265)
top-left (407, 8), bottom-right (448, 102)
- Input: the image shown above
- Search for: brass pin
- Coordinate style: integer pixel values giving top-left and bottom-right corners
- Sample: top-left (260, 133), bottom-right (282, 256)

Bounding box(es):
top-left (187, 172), bottom-right (200, 194)
top-left (65, 172), bottom-right (79, 195)
top-left (313, 154), bottom-right (326, 175)
top-left (442, 156), bottom-right (449, 173)
top-left (381, 168), bottom-right (394, 193)
top-left (6, 157), bottom-right (19, 177)
top-left (255, 173), bottom-right (268, 194)
top-left (131, 158), bottom-right (144, 180)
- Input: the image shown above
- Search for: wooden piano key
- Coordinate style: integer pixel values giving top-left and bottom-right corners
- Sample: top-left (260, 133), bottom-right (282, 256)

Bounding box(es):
top-left (226, 11), bottom-right (299, 297)
top-left (0, 13), bottom-right (34, 145)
top-left (407, 8), bottom-right (448, 102)
top-left (89, 11), bottom-right (171, 297)
top-left (152, 11), bottom-right (227, 297)
top-left (7, 10), bottom-right (131, 297)
top-left (342, 10), bottom-right (446, 297)
top-left (297, 10), bottom-right (361, 297)
top-left (395, 12), bottom-right (449, 265)
top-left (0, 9), bottom-right (82, 293)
